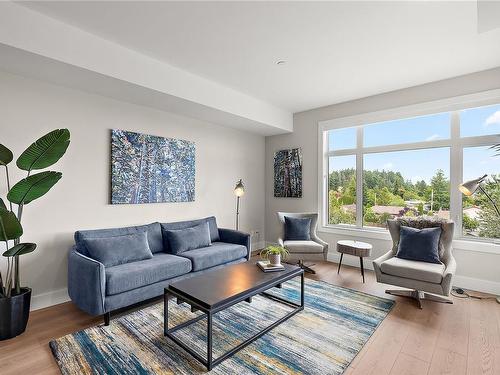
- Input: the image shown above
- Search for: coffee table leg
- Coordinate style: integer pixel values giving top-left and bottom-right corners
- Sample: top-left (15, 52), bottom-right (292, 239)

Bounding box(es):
top-left (300, 272), bottom-right (305, 308)
top-left (164, 292), bottom-right (168, 336)
top-left (207, 312), bottom-right (213, 370)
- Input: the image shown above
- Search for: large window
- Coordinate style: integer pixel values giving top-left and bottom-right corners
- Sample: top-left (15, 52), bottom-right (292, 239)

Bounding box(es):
top-left (321, 101), bottom-right (500, 241)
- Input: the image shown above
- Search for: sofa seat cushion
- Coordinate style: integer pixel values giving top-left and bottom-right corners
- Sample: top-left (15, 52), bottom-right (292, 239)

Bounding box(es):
top-left (106, 253), bottom-right (192, 296)
top-left (284, 240), bottom-right (323, 254)
top-left (380, 257), bottom-right (445, 284)
top-left (179, 242), bottom-right (247, 271)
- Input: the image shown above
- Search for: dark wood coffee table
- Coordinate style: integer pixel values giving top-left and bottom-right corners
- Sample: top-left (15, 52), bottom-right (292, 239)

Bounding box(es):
top-left (163, 262), bottom-right (304, 370)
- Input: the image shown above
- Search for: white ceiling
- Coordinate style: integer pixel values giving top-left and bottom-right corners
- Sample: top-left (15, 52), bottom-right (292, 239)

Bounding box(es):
top-left (20, 1), bottom-right (500, 113)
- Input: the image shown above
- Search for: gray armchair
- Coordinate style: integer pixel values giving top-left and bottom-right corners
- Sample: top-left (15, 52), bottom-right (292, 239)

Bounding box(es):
top-left (373, 218), bottom-right (456, 308)
top-left (277, 212), bottom-right (329, 274)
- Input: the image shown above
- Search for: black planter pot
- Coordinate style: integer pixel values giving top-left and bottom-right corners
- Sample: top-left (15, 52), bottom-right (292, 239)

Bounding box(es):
top-left (0, 287), bottom-right (31, 341)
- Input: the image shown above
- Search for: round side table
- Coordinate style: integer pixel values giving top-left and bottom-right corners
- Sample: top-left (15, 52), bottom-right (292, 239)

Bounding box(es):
top-left (336, 240), bottom-right (372, 283)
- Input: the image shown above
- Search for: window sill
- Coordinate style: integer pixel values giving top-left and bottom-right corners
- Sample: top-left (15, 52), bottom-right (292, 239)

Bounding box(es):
top-left (319, 225), bottom-right (500, 255)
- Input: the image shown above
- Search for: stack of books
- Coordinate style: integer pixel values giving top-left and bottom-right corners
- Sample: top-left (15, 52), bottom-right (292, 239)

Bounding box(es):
top-left (257, 260), bottom-right (285, 272)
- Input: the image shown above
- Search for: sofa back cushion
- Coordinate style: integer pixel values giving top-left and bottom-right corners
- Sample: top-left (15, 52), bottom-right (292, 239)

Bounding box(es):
top-left (75, 222), bottom-right (163, 256)
top-left (165, 222), bottom-right (212, 254)
top-left (396, 226), bottom-right (442, 264)
top-left (82, 231), bottom-right (153, 267)
top-left (161, 216), bottom-right (219, 253)
top-left (284, 216), bottom-right (311, 241)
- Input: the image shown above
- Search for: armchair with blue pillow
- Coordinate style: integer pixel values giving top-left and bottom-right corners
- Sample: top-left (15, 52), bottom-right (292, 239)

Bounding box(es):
top-left (372, 217), bottom-right (456, 309)
top-left (68, 216), bottom-right (250, 325)
top-left (277, 212), bottom-right (329, 274)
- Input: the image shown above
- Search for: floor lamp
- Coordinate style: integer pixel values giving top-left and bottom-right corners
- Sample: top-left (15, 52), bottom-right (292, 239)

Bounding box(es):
top-left (234, 179), bottom-right (245, 230)
top-left (459, 174), bottom-right (500, 304)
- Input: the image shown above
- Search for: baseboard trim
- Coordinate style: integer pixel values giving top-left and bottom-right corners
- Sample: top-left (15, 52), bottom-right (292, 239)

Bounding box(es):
top-left (327, 253), bottom-right (500, 295)
top-left (31, 288), bottom-right (70, 311)
top-left (453, 275), bottom-right (500, 296)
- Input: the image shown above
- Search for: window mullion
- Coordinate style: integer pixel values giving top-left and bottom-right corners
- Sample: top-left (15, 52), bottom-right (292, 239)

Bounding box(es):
top-left (450, 111), bottom-right (462, 238)
top-left (356, 127), bottom-right (364, 228)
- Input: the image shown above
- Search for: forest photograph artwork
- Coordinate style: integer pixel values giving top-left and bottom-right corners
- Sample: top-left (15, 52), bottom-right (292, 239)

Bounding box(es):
top-left (274, 148), bottom-right (302, 198)
top-left (111, 129), bottom-right (195, 204)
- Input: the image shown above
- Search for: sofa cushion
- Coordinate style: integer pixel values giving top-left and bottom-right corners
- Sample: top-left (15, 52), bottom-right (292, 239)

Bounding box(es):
top-left (165, 222), bottom-right (212, 254)
top-left (83, 232), bottom-right (153, 267)
top-left (105, 253), bottom-right (192, 295)
top-left (75, 222), bottom-right (164, 255)
top-left (396, 226), bottom-right (442, 264)
top-left (284, 216), bottom-right (311, 241)
top-left (284, 240), bottom-right (323, 254)
top-left (179, 242), bottom-right (247, 271)
top-left (161, 216), bottom-right (219, 253)
top-left (380, 257), bottom-right (445, 284)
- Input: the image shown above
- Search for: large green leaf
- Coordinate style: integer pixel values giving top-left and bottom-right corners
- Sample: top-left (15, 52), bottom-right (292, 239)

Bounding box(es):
top-left (3, 243), bottom-right (36, 257)
top-left (7, 171), bottom-right (62, 205)
top-left (0, 207), bottom-right (22, 241)
top-left (16, 129), bottom-right (70, 171)
top-left (0, 198), bottom-right (6, 210)
top-left (0, 144), bottom-right (13, 166)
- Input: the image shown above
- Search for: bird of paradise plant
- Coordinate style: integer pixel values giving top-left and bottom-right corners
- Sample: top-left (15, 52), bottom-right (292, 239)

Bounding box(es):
top-left (0, 129), bottom-right (70, 298)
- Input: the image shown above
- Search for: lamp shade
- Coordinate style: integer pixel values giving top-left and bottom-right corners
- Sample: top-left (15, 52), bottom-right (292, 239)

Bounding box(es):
top-left (458, 174), bottom-right (488, 196)
top-left (234, 179), bottom-right (245, 197)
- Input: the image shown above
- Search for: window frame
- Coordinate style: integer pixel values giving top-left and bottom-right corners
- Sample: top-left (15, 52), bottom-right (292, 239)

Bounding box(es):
top-left (318, 89), bottom-right (500, 246)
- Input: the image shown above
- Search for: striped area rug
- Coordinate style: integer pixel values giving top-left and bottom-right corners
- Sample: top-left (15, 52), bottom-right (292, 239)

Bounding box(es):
top-left (50, 279), bottom-right (394, 374)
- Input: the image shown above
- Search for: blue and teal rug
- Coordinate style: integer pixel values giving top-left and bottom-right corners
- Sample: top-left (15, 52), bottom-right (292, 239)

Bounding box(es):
top-left (50, 279), bottom-right (394, 374)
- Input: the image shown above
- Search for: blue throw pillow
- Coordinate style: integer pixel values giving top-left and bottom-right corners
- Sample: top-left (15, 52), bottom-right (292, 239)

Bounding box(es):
top-left (396, 226), bottom-right (442, 264)
top-left (165, 222), bottom-right (212, 254)
top-left (83, 231), bottom-right (153, 267)
top-left (284, 216), bottom-right (311, 241)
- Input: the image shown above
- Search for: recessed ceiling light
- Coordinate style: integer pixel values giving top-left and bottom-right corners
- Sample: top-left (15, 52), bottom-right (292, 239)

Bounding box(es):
top-left (276, 60), bottom-right (287, 65)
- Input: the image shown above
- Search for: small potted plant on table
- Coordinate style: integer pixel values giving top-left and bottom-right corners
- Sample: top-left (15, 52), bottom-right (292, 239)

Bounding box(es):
top-left (260, 245), bottom-right (289, 266)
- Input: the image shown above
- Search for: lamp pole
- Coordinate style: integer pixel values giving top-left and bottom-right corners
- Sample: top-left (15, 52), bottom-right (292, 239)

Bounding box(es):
top-left (236, 195), bottom-right (240, 230)
top-left (478, 185), bottom-right (500, 216)
top-left (233, 179), bottom-right (245, 231)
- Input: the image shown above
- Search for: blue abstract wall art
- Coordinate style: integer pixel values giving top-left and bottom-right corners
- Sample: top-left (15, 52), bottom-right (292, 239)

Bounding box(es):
top-left (111, 129), bottom-right (195, 204)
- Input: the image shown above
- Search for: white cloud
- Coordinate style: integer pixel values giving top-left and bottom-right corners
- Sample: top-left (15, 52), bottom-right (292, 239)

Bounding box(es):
top-left (425, 134), bottom-right (441, 141)
top-left (485, 111), bottom-right (500, 127)
top-left (382, 162), bottom-right (393, 169)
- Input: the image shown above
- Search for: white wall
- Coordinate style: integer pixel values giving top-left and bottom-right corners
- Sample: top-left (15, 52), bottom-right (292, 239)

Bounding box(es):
top-left (0, 71), bottom-right (265, 309)
top-left (265, 67), bottom-right (500, 294)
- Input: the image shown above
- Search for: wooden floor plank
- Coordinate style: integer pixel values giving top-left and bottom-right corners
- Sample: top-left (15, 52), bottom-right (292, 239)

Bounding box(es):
top-left (389, 352), bottom-right (430, 375)
top-left (428, 348), bottom-right (467, 375)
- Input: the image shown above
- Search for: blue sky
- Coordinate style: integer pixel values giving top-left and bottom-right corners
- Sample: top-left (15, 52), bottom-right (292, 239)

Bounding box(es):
top-left (329, 104), bottom-right (500, 183)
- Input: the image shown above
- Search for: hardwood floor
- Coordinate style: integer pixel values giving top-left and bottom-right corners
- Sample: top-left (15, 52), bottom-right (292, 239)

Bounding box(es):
top-left (1, 260), bottom-right (499, 374)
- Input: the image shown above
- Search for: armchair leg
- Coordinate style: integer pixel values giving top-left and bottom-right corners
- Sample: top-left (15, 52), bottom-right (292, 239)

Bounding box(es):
top-left (385, 289), bottom-right (453, 309)
top-left (298, 260), bottom-right (316, 274)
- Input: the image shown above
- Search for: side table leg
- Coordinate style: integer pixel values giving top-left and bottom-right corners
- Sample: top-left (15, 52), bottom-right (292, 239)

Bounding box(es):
top-left (207, 312), bottom-right (213, 371)
top-left (359, 257), bottom-right (365, 283)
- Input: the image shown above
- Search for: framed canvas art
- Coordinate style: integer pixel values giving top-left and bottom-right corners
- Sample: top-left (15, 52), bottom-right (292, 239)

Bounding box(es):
top-left (111, 129), bottom-right (195, 204)
top-left (274, 148), bottom-right (302, 198)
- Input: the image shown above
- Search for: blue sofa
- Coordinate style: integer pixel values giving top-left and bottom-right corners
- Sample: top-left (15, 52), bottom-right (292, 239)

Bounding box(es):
top-left (68, 216), bottom-right (250, 324)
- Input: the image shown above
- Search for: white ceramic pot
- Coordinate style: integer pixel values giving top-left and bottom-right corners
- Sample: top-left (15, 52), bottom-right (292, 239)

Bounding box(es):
top-left (268, 254), bottom-right (281, 266)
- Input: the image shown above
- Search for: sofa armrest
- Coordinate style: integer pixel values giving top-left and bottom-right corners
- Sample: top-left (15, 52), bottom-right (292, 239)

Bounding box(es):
top-left (68, 246), bottom-right (106, 316)
top-left (441, 253), bottom-right (456, 296)
top-left (218, 228), bottom-right (251, 260)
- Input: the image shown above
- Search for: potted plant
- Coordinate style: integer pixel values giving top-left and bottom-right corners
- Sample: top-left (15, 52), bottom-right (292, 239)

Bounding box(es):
top-left (260, 245), bottom-right (289, 266)
top-left (0, 129), bottom-right (70, 340)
